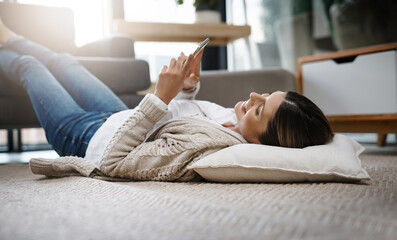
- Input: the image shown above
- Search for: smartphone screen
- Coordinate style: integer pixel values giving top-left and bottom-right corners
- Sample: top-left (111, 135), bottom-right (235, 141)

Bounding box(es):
top-left (193, 38), bottom-right (210, 57)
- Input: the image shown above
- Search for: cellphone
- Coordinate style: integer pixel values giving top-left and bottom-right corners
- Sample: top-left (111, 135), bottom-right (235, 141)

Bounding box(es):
top-left (193, 38), bottom-right (210, 57)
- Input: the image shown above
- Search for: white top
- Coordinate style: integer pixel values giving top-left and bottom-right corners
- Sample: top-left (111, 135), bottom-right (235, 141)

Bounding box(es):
top-left (84, 94), bottom-right (237, 166)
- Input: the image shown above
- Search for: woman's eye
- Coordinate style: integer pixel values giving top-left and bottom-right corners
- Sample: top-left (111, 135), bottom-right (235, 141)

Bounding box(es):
top-left (256, 105), bottom-right (262, 115)
top-left (256, 103), bottom-right (265, 116)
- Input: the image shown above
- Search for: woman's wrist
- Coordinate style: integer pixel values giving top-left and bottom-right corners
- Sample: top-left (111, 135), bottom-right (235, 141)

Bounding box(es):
top-left (154, 92), bottom-right (171, 105)
top-left (182, 86), bottom-right (197, 92)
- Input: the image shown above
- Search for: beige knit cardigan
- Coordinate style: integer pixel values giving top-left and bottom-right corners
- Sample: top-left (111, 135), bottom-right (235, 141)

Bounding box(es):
top-left (30, 94), bottom-right (247, 181)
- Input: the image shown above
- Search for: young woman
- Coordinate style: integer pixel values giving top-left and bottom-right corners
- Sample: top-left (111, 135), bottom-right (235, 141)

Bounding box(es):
top-left (0, 21), bottom-right (333, 181)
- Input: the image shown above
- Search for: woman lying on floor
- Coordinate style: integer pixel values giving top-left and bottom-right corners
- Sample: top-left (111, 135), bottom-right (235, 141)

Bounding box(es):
top-left (0, 20), bottom-right (333, 181)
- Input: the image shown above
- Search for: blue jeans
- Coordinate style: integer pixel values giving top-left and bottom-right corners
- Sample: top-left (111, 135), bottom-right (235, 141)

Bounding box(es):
top-left (0, 38), bottom-right (128, 157)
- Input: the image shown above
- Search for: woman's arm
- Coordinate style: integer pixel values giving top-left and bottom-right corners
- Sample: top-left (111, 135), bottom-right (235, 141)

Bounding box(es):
top-left (99, 51), bottom-right (205, 181)
top-left (99, 94), bottom-right (203, 181)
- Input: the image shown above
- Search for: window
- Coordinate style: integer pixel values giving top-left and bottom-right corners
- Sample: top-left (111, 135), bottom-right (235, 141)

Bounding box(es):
top-left (17, 0), bottom-right (107, 47)
top-left (124, 0), bottom-right (196, 24)
top-left (124, 0), bottom-right (198, 81)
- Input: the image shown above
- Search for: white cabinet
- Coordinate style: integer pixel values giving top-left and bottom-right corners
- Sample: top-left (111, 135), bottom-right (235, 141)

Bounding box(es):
top-left (297, 43), bottom-right (397, 146)
top-left (301, 50), bottom-right (397, 116)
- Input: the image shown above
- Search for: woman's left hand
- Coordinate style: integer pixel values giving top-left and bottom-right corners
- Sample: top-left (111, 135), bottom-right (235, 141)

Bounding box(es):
top-left (154, 53), bottom-right (194, 104)
top-left (183, 48), bottom-right (204, 90)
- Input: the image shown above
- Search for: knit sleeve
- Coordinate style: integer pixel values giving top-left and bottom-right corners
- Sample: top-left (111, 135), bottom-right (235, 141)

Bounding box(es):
top-left (99, 94), bottom-right (207, 181)
top-left (29, 156), bottom-right (98, 178)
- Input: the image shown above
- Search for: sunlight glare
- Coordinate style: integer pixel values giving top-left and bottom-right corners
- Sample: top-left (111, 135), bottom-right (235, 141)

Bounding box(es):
top-left (17, 0), bottom-right (105, 47)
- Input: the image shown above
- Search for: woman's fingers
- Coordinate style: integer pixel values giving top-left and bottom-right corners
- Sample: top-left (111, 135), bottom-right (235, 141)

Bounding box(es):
top-left (164, 53), bottom-right (194, 77)
top-left (189, 73), bottom-right (199, 81)
top-left (161, 65), bottom-right (168, 73)
top-left (177, 52), bottom-right (188, 68)
top-left (183, 54), bottom-right (194, 68)
top-left (169, 58), bottom-right (176, 68)
top-left (169, 51), bottom-right (199, 71)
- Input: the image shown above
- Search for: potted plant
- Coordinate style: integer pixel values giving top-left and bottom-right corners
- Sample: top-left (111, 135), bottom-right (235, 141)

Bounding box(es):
top-left (176, 0), bottom-right (221, 23)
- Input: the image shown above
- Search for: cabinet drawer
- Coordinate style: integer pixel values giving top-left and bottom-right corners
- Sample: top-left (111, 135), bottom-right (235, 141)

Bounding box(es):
top-left (302, 50), bottom-right (397, 116)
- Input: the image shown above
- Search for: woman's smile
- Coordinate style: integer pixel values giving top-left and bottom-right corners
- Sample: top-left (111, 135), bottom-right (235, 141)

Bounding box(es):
top-left (241, 101), bottom-right (248, 114)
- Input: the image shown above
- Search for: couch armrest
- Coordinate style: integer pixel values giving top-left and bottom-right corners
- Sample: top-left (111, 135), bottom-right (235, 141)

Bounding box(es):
top-left (75, 34), bottom-right (135, 58)
top-left (77, 57), bottom-right (151, 95)
top-left (196, 68), bottom-right (296, 108)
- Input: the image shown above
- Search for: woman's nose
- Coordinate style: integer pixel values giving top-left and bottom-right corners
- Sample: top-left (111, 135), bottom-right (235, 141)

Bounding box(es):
top-left (250, 92), bottom-right (268, 101)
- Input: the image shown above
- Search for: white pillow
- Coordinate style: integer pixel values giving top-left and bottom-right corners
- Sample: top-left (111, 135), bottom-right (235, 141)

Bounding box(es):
top-left (188, 134), bottom-right (370, 183)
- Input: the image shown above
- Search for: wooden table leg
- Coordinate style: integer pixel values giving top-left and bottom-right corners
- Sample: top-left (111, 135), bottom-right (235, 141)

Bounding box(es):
top-left (377, 133), bottom-right (387, 146)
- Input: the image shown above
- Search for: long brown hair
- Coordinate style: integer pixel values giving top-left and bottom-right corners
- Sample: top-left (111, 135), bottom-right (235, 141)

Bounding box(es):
top-left (258, 91), bottom-right (334, 148)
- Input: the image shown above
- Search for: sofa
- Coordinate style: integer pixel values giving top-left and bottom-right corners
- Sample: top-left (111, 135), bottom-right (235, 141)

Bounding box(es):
top-left (0, 2), bottom-right (151, 151)
top-left (197, 69), bottom-right (296, 108)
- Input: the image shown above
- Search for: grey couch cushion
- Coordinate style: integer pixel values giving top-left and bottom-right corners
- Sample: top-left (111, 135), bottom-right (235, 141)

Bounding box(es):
top-left (78, 57), bottom-right (150, 95)
top-left (197, 68), bottom-right (296, 108)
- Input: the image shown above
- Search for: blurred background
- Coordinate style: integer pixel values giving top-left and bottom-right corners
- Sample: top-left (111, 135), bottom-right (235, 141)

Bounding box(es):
top-left (1, 0), bottom-right (396, 152)
top-left (4, 0), bottom-right (396, 77)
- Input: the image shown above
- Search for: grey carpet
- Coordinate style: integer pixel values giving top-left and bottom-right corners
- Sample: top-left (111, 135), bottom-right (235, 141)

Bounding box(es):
top-left (0, 148), bottom-right (396, 240)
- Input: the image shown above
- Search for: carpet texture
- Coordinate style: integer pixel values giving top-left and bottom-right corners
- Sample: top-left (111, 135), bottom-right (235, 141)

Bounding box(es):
top-left (0, 149), bottom-right (396, 240)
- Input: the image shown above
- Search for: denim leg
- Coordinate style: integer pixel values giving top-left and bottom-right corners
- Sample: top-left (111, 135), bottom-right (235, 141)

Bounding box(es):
top-left (0, 49), bottom-right (108, 157)
top-left (5, 36), bottom-right (58, 66)
top-left (47, 53), bottom-right (128, 112)
top-left (0, 49), bottom-right (82, 129)
top-left (6, 37), bottom-right (128, 112)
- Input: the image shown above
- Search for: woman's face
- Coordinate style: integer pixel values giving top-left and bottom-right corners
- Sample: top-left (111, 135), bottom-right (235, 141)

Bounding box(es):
top-left (234, 91), bottom-right (286, 143)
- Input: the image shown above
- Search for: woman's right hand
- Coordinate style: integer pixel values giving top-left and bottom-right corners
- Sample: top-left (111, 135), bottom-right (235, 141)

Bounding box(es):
top-left (154, 53), bottom-right (194, 104)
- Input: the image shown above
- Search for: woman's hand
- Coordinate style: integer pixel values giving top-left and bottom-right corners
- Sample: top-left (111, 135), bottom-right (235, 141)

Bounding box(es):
top-left (183, 48), bottom-right (204, 90)
top-left (154, 53), bottom-right (194, 104)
